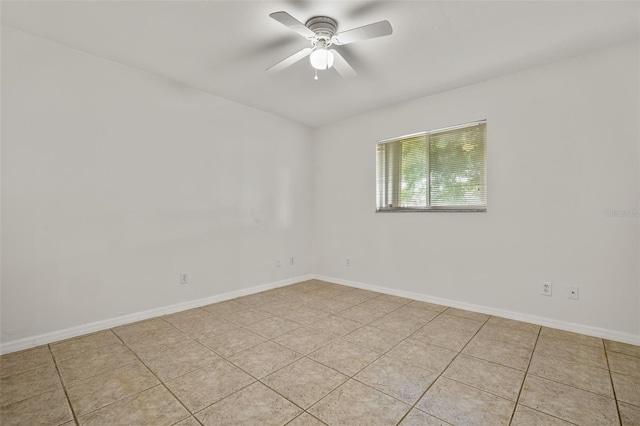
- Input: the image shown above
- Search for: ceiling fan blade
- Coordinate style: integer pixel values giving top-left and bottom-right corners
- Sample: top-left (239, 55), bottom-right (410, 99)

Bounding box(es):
top-left (266, 47), bottom-right (313, 73)
top-left (332, 20), bottom-right (392, 45)
top-left (330, 49), bottom-right (357, 78)
top-left (269, 11), bottom-right (316, 38)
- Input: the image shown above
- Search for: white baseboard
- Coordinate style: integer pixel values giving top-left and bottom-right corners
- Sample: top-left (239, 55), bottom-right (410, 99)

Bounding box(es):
top-left (3, 272), bottom-right (637, 354)
top-left (313, 274), bottom-right (640, 346)
top-left (0, 274), bottom-right (313, 355)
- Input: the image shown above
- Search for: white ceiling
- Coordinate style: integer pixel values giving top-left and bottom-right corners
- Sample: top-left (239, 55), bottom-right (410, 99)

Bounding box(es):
top-left (2, 1), bottom-right (639, 127)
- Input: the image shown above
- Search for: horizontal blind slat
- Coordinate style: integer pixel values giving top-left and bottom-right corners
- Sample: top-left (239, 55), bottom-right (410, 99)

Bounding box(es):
top-left (430, 123), bottom-right (486, 207)
top-left (376, 122), bottom-right (486, 211)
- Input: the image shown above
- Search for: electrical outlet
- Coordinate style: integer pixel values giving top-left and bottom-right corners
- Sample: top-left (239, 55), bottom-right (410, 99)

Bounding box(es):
top-left (541, 281), bottom-right (552, 296)
top-left (568, 285), bottom-right (579, 300)
top-left (180, 273), bottom-right (188, 285)
top-left (276, 259), bottom-right (281, 268)
top-left (289, 256), bottom-right (294, 266)
top-left (346, 257), bottom-right (351, 267)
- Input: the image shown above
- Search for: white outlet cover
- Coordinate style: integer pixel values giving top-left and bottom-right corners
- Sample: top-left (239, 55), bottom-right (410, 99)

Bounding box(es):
top-left (541, 282), bottom-right (552, 296)
top-left (568, 285), bottom-right (579, 300)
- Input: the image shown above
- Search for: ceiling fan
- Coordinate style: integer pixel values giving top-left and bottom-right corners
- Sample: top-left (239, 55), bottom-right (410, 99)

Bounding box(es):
top-left (266, 11), bottom-right (393, 79)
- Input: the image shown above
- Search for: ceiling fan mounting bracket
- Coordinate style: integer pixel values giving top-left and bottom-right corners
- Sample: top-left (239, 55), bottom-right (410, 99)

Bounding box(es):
top-left (305, 16), bottom-right (337, 42)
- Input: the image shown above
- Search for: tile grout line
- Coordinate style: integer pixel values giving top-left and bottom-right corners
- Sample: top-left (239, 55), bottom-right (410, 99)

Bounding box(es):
top-left (182, 331), bottom-right (310, 423)
top-left (249, 317), bottom-right (344, 416)
top-left (300, 331), bottom-right (393, 416)
top-left (189, 380), bottom-right (259, 423)
top-left (116, 315), bottom-right (306, 425)
top-left (1, 291), bottom-right (432, 426)
top-left (413, 317), bottom-right (623, 424)
top-left (512, 331), bottom-right (610, 425)
top-left (155, 305), bottom-right (275, 414)
top-left (392, 312), bottom-right (491, 425)
top-left (507, 325), bottom-right (541, 425)
top-left (0, 354), bottom-right (78, 416)
top-left (306, 306), bottom-right (447, 385)
top-left (603, 342), bottom-right (624, 426)
top-left (521, 335), bottom-right (624, 406)
top-left (113, 287), bottom-right (370, 422)
top-left (193, 311), bottom-right (313, 419)
top-left (47, 343), bottom-right (80, 426)
top-left (523, 368), bottom-right (620, 400)
top-left (6, 282), bottom-right (637, 425)
top-left (427, 322), bottom-right (540, 402)
top-left (283, 411), bottom-right (327, 426)
top-left (220, 292), bottom-right (428, 423)
top-left (297, 305), bottom-right (490, 423)
top-left (174, 290), bottom-right (624, 425)
top-left (108, 325), bottom-right (199, 425)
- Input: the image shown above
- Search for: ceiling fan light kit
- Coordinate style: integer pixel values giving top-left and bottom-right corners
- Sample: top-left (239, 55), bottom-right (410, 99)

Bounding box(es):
top-left (267, 11), bottom-right (392, 79)
top-left (309, 45), bottom-right (334, 70)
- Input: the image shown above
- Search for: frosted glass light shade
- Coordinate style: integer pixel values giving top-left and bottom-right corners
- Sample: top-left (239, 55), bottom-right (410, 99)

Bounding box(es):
top-left (310, 48), bottom-right (334, 70)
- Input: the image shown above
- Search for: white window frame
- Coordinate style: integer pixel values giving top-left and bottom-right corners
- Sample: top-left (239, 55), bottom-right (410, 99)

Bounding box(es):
top-left (376, 120), bottom-right (487, 213)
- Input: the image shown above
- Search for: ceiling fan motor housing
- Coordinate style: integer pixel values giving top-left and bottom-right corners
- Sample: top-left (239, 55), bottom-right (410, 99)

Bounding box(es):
top-left (305, 16), bottom-right (337, 42)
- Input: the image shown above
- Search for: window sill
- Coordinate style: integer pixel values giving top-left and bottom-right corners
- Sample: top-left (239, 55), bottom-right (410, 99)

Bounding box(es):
top-left (375, 208), bottom-right (487, 213)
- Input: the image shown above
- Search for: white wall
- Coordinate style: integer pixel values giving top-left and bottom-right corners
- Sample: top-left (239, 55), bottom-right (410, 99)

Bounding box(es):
top-left (312, 41), bottom-right (640, 340)
top-left (1, 27), bottom-right (313, 344)
top-left (2, 26), bottom-right (638, 350)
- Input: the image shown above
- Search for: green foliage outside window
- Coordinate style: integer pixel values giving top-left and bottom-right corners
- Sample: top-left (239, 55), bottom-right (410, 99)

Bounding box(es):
top-left (377, 121), bottom-right (486, 211)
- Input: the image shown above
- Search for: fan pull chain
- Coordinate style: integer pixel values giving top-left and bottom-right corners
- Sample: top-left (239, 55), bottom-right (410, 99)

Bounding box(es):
top-left (314, 69), bottom-right (319, 80)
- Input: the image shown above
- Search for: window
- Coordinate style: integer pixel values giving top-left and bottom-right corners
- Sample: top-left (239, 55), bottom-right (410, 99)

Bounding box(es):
top-left (376, 121), bottom-right (486, 212)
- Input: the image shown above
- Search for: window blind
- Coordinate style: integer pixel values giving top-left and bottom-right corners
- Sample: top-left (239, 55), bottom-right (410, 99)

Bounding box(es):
top-left (376, 121), bottom-right (486, 211)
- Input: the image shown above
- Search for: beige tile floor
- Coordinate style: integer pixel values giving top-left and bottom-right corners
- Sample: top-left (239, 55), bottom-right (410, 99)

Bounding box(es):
top-left (1, 279), bottom-right (639, 425)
